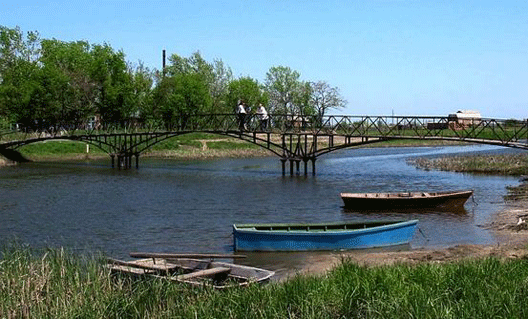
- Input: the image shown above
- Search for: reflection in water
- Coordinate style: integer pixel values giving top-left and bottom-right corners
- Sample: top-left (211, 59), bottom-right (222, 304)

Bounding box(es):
top-left (0, 144), bottom-right (524, 278)
top-left (342, 205), bottom-right (472, 215)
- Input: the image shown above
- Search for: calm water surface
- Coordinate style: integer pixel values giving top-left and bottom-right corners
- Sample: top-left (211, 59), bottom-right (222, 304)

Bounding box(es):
top-left (0, 145), bottom-right (523, 277)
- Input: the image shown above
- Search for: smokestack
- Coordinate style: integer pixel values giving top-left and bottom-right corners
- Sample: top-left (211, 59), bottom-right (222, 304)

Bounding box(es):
top-left (162, 49), bottom-right (166, 76)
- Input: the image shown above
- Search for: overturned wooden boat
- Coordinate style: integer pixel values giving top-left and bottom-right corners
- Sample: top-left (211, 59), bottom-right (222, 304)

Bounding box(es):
top-left (340, 190), bottom-right (474, 211)
top-left (233, 219), bottom-right (418, 252)
top-left (107, 253), bottom-right (274, 289)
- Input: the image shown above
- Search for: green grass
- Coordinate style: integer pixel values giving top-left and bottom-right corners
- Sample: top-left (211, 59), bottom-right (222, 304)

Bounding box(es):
top-left (2, 246), bottom-right (528, 318)
top-left (18, 140), bottom-right (105, 157)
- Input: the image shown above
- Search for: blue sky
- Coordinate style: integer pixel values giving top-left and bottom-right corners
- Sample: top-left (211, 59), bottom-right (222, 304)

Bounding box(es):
top-left (2, 1), bottom-right (527, 119)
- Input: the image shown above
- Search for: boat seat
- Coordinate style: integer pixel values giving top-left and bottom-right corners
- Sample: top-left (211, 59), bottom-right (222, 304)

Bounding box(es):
top-left (108, 258), bottom-right (179, 271)
top-left (109, 264), bottom-right (151, 275)
top-left (176, 267), bottom-right (231, 280)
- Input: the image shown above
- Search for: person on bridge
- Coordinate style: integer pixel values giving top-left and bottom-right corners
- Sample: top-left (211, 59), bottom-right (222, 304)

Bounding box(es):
top-left (256, 104), bottom-right (269, 131)
top-left (237, 100), bottom-right (247, 131)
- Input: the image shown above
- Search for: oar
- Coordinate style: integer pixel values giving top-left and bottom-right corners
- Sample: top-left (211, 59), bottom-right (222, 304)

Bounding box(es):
top-left (129, 252), bottom-right (247, 259)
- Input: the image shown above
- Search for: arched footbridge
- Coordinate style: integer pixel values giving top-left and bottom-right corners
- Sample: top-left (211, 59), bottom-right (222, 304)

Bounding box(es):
top-left (1, 114), bottom-right (527, 175)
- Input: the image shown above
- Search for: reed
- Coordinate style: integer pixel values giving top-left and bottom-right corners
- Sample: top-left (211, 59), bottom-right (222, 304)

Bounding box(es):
top-left (411, 154), bottom-right (528, 176)
top-left (2, 245), bottom-right (528, 318)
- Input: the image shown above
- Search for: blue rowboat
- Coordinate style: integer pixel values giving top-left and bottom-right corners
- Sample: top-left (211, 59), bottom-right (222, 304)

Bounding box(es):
top-left (233, 219), bottom-right (418, 252)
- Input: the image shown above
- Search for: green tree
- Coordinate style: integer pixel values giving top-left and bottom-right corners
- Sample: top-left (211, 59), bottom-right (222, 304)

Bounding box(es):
top-left (0, 26), bottom-right (41, 128)
top-left (226, 77), bottom-right (267, 113)
top-left (1, 26), bottom-right (152, 130)
top-left (39, 39), bottom-right (98, 129)
top-left (89, 44), bottom-right (135, 126)
top-left (0, 26), bottom-right (40, 71)
top-left (298, 81), bottom-right (316, 117)
top-left (130, 61), bottom-right (154, 125)
top-left (153, 73), bottom-right (211, 129)
top-left (0, 58), bottom-right (41, 129)
top-left (263, 66), bottom-right (302, 114)
top-left (166, 51), bottom-right (232, 113)
top-left (209, 59), bottom-right (233, 112)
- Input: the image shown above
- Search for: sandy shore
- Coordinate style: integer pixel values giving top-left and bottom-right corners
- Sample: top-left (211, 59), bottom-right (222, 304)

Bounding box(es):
top-left (295, 199), bottom-right (528, 277)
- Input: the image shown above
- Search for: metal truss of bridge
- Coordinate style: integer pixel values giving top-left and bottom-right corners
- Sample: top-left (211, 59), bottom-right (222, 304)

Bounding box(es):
top-left (1, 114), bottom-right (527, 175)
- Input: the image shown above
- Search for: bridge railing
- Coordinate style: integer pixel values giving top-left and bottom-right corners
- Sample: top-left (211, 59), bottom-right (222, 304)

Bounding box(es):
top-left (2, 114), bottom-right (527, 146)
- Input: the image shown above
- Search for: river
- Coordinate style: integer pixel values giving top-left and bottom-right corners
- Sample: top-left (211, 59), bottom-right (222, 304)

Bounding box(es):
top-left (0, 144), bottom-right (523, 277)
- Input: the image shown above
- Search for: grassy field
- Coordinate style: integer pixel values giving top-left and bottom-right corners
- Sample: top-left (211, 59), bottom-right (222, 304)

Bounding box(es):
top-left (2, 245), bottom-right (528, 318)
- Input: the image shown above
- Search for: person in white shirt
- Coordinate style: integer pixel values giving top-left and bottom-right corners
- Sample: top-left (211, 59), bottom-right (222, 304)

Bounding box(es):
top-left (236, 100), bottom-right (247, 131)
top-left (256, 104), bottom-right (269, 131)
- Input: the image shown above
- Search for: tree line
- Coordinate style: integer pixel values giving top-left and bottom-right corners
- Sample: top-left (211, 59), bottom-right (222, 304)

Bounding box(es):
top-left (0, 26), bottom-right (346, 132)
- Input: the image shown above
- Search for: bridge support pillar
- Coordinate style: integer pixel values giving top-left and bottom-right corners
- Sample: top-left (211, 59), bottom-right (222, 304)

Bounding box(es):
top-left (295, 159), bottom-right (300, 175)
top-left (301, 158), bottom-right (317, 176)
top-left (115, 154), bottom-right (132, 169)
top-left (281, 157), bottom-right (317, 176)
top-left (117, 155), bottom-right (124, 169)
top-left (109, 152), bottom-right (140, 169)
top-left (281, 159), bottom-right (287, 176)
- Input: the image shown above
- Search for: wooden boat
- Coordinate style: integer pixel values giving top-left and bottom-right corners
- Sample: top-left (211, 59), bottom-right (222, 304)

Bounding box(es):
top-left (340, 190), bottom-right (474, 211)
top-left (107, 253), bottom-right (274, 289)
top-left (233, 219), bottom-right (418, 252)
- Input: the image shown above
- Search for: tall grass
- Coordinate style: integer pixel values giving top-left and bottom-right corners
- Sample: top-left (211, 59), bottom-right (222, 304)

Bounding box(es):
top-left (411, 154), bottom-right (528, 176)
top-left (2, 246), bottom-right (528, 318)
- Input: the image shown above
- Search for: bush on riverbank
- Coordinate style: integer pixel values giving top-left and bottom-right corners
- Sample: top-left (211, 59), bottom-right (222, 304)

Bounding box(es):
top-left (2, 246), bottom-right (528, 318)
